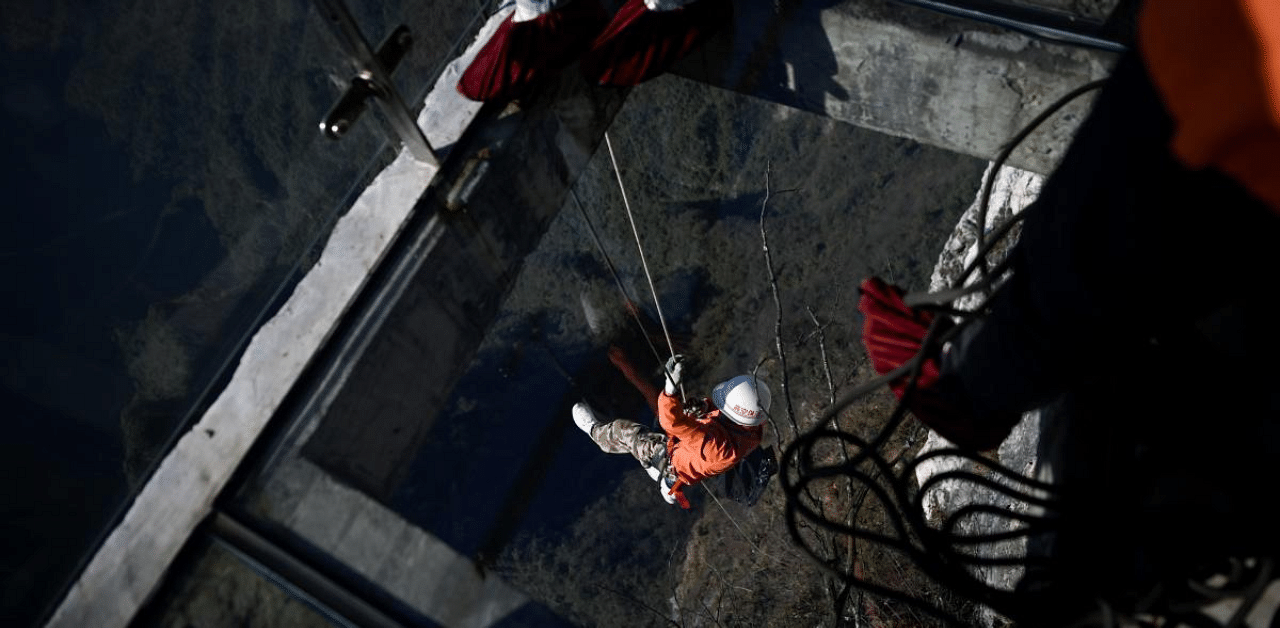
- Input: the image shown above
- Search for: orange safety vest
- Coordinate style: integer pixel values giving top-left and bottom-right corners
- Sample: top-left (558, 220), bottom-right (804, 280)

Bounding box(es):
top-left (658, 392), bottom-right (762, 508)
top-left (1139, 0), bottom-right (1280, 213)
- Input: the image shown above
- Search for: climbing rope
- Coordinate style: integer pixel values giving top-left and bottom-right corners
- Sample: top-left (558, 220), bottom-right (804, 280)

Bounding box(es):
top-left (603, 131), bottom-right (686, 402)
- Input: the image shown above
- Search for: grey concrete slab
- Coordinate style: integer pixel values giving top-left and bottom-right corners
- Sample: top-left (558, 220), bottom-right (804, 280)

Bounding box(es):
top-left (333, 496), bottom-right (407, 575)
top-left (274, 459), bottom-right (529, 628)
top-left (372, 521), bottom-right (432, 587)
top-left (674, 0), bottom-right (1118, 174)
top-left (285, 463), bottom-right (364, 553)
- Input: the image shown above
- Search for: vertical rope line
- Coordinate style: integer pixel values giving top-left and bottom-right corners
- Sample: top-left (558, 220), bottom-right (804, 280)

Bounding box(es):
top-left (604, 131), bottom-right (685, 402)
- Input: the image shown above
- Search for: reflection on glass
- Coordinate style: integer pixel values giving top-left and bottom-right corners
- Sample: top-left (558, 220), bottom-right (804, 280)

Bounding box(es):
top-left (133, 536), bottom-right (336, 628)
top-left (347, 0), bottom-right (499, 103)
top-left (469, 78), bottom-right (985, 625)
top-left (226, 66), bottom-right (984, 625)
top-left (0, 0), bottom-right (484, 624)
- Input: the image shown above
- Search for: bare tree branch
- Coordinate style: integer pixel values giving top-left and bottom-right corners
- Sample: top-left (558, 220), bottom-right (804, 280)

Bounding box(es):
top-left (757, 164), bottom-right (861, 623)
top-left (759, 161), bottom-right (800, 440)
top-left (806, 306), bottom-right (837, 407)
top-left (807, 303), bottom-right (868, 627)
top-left (699, 595), bottom-right (727, 628)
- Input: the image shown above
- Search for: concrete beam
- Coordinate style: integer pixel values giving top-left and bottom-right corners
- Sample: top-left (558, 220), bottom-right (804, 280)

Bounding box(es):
top-left (44, 9), bottom-right (510, 628)
top-left (257, 458), bottom-right (529, 628)
top-left (48, 145), bottom-right (438, 628)
top-left (674, 0), bottom-right (1118, 174)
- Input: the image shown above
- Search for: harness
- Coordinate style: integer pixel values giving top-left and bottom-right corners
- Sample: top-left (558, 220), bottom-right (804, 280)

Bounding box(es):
top-left (663, 403), bottom-right (760, 509)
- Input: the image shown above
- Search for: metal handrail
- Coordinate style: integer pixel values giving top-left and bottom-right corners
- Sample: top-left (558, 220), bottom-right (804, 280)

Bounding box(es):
top-left (313, 0), bottom-right (440, 166)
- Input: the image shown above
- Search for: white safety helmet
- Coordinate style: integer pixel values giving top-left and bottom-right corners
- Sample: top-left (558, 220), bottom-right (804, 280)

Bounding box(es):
top-left (711, 375), bottom-right (772, 427)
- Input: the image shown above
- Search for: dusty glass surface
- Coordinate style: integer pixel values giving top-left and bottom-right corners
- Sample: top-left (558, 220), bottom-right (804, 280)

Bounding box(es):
top-left (445, 77), bottom-right (986, 626)
top-left (0, 0), bottom-right (483, 624)
top-left (132, 537), bottom-right (338, 628)
top-left (347, 0), bottom-right (499, 104)
top-left (229, 66), bottom-right (986, 624)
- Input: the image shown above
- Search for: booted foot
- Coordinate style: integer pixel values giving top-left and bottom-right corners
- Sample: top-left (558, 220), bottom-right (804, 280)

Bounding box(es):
top-left (658, 477), bottom-right (677, 504)
top-left (572, 402), bottom-right (601, 435)
top-left (642, 464), bottom-right (661, 481)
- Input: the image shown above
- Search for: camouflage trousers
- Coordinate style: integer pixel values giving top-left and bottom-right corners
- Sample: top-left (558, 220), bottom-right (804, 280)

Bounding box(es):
top-left (587, 419), bottom-right (675, 483)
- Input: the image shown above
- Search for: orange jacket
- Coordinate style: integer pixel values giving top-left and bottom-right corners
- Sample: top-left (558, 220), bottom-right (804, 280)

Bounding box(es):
top-left (1140, 0), bottom-right (1280, 213)
top-left (658, 392), bottom-right (762, 502)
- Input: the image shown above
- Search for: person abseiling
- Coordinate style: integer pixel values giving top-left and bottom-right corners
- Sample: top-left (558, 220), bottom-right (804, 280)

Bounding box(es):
top-left (573, 355), bottom-right (770, 508)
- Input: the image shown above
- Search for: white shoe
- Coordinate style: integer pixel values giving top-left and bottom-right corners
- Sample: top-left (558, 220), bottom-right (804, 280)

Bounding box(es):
top-left (643, 464), bottom-right (661, 481)
top-left (572, 402), bottom-right (599, 435)
top-left (658, 478), bottom-right (677, 505)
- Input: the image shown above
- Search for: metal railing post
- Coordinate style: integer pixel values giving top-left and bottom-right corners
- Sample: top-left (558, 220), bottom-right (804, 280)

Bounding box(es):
top-left (314, 0), bottom-right (439, 166)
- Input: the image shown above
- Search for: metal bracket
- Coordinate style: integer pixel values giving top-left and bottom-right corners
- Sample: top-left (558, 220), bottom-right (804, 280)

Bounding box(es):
top-left (315, 0), bottom-right (439, 166)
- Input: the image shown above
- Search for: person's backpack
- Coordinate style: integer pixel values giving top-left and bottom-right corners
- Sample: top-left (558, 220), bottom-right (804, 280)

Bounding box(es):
top-left (722, 446), bottom-right (777, 506)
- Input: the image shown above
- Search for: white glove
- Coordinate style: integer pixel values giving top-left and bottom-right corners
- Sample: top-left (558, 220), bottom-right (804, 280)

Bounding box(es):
top-left (644, 0), bottom-right (697, 11)
top-left (663, 355), bottom-right (684, 396)
top-left (513, 0), bottom-right (564, 22)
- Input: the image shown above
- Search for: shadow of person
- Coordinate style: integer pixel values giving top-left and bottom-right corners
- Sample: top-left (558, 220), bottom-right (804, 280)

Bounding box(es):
top-left (771, 0), bottom-right (851, 110)
top-left (672, 0), bottom-right (852, 114)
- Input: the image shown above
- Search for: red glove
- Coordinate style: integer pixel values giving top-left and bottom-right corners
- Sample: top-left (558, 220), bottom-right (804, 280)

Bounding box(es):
top-left (857, 277), bottom-right (944, 397)
top-left (857, 277), bottom-right (1012, 451)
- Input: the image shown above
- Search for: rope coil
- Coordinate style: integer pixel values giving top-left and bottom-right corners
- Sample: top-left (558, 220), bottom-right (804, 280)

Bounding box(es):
top-left (777, 79), bottom-right (1116, 626)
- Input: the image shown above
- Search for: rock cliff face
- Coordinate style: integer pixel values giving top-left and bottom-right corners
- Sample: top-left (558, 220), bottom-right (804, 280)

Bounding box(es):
top-left (916, 164), bottom-right (1045, 627)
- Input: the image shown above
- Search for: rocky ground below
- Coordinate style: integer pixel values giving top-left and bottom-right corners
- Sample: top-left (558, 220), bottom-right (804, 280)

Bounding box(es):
top-left (491, 71), bottom-right (995, 626)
